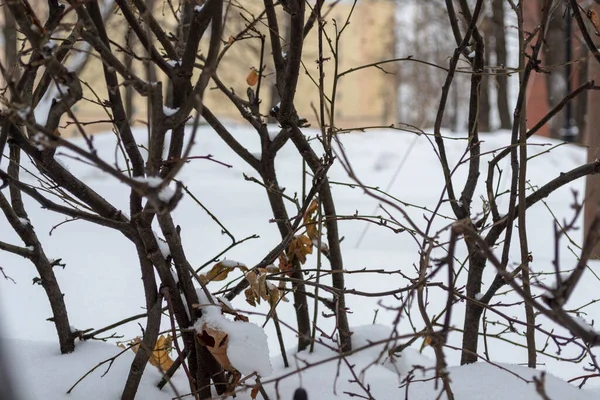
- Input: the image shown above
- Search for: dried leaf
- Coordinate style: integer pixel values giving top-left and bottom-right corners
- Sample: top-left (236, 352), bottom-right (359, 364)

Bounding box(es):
top-left (227, 371), bottom-right (242, 395)
top-left (245, 269), bottom-right (269, 302)
top-left (304, 199), bottom-right (320, 240)
top-left (124, 335), bottom-right (175, 371)
top-left (200, 260), bottom-right (247, 284)
top-left (420, 335), bottom-right (433, 352)
top-left (305, 199), bottom-right (319, 217)
top-left (228, 35), bottom-right (235, 45)
top-left (306, 222), bottom-right (318, 241)
top-left (288, 235), bottom-right (313, 264)
top-left (245, 286), bottom-right (257, 307)
top-left (246, 68), bottom-right (259, 86)
top-left (267, 282), bottom-right (282, 307)
top-left (197, 325), bottom-right (234, 371)
top-left (589, 9), bottom-right (600, 35)
top-left (251, 384), bottom-right (260, 399)
top-left (278, 253), bottom-right (293, 275)
top-left (234, 313), bottom-right (249, 322)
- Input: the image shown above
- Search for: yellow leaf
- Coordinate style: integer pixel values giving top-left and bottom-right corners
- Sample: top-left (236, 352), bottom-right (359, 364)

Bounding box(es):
top-left (304, 199), bottom-right (320, 240)
top-left (305, 199), bottom-right (319, 218)
top-left (246, 68), bottom-right (259, 86)
top-left (306, 222), bottom-right (318, 241)
top-left (125, 335), bottom-right (175, 371)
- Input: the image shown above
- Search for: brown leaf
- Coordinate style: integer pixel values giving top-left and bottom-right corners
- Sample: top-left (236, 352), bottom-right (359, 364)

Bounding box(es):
top-left (244, 286), bottom-right (257, 307)
top-left (246, 68), bottom-right (259, 86)
top-left (304, 199), bottom-right (320, 240)
top-left (278, 253), bottom-right (293, 275)
top-left (306, 222), bottom-right (318, 241)
top-left (589, 9), bottom-right (600, 35)
top-left (234, 313), bottom-right (249, 322)
top-left (228, 35), bottom-right (235, 45)
top-left (268, 283), bottom-right (282, 307)
top-left (200, 260), bottom-right (247, 284)
top-left (197, 325), bottom-right (234, 371)
top-left (251, 384), bottom-right (260, 399)
top-left (289, 235), bottom-right (313, 264)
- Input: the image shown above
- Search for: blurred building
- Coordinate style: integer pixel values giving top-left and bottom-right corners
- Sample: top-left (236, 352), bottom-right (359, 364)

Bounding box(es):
top-left (523, 1), bottom-right (588, 139)
top-left (0, 1), bottom-right (397, 135)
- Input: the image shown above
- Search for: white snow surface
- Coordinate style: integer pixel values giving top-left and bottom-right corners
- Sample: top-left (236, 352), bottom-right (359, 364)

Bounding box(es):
top-left (2, 125), bottom-right (600, 398)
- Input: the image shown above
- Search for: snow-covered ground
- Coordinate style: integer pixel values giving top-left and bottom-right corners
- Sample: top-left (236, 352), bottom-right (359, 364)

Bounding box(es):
top-left (1, 124), bottom-right (599, 399)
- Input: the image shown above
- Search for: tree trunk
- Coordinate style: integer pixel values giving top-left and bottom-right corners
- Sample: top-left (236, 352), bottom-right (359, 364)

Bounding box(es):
top-left (261, 161), bottom-right (312, 351)
top-left (544, 6), bottom-right (566, 139)
top-left (3, 4), bottom-right (18, 80)
top-left (576, 44), bottom-right (588, 142)
top-left (479, 18), bottom-right (491, 132)
top-left (584, 51), bottom-right (600, 259)
top-left (491, 0), bottom-right (512, 130)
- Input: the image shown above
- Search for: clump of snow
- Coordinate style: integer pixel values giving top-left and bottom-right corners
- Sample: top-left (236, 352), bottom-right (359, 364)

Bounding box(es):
top-left (573, 316), bottom-right (598, 334)
top-left (18, 217), bottom-right (31, 226)
top-left (152, 231), bottom-right (170, 258)
top-left (157, 186), bottom-right (176, 202)
top-left (194, 303), bottom-right (272, 377)
top-left (134, 176), bottom-right (162, 188)
top-left (162, 106), bottom-right (179, 117)
top-left (133, 176), bottom-right (177, 203)
top-left (219, 259), bottom-right (247, 268)
top-left (194, 4), bottom-right (204, 12)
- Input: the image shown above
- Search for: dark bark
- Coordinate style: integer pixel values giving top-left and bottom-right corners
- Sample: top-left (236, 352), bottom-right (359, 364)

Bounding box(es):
top-left (491, 0), bottom-right (512, 129)
top-left (261, 160), bottom-right (312, 351)
top-left (121, 294), bottom-right (162, 400)
top-left (0, 191), bottom-right (74, 354)
top-left (479, 18), bottom-right (491, 132)
top-left (3, 4), bottom-right (18, 80)
top-left (544, 6), bottom-right (567, 139)
top-left (287, 128), bottom-right (353, 353)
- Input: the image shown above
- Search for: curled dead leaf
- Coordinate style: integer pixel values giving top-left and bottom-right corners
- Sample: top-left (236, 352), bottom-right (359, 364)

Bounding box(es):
top-left (197, 325), bottom-right (234, 371)
top-left (288, 235), bottom-right (313, 264)
top-left (200, 260), bottom-right (248, 284)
